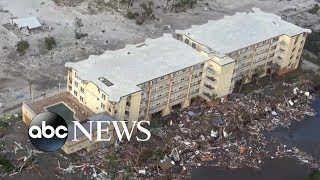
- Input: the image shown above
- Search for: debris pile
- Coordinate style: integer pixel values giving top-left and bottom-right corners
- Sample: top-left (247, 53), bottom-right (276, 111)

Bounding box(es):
top-left (1, 79), bottom-right (318, 179)
top-left (53, 79), bottom-right (319, 179)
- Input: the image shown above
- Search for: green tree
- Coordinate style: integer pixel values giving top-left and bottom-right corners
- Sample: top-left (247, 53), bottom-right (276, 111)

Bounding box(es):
top-left (16, 40), bottom-right (29, 55)
top-left (44, 36), bottom-right (56, 50)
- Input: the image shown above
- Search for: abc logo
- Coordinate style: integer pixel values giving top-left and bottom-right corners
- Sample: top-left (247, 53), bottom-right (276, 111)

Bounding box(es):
top-left (28, 112), bottom-right (68, 152)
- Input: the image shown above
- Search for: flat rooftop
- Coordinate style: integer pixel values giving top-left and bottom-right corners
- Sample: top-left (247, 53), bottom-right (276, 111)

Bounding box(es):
top-left (176, 8), bottom-right (311, 55)
top-left (65, 34), bottom-right (209, 102)
top-left (27, 92), bottom-right (95, 122)
top-left (13, 16), bottom-right (41, 29)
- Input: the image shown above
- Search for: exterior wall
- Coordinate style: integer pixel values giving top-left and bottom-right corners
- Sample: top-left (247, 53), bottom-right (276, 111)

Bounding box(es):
top-left (22, 103), bottom-right (36, 125)
top-left (276, 33), bottom-right (307, 74)
top-left (67, 68), bottom-right (112, 115)
top-left (200, 59), bottom-right (235, 101)
top-left (137, 63), bottom-right (205, 119)
top-left (113, 91), bottom-right (142, 128)
top-left (178, 32), bottom-right (309, 93)
top-left (226, 36), bottom-right (279, 90)
top-left (179, 34), bottom-right (206, 52)
top-left (62, 127), bottom-right (115, 154)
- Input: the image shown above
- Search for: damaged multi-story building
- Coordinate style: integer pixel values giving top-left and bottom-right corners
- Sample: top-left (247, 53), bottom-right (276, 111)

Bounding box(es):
top-left (22, 8), bottom-right (311, 154)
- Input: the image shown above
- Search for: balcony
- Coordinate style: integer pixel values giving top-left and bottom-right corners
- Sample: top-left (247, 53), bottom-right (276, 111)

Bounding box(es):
top-left (204, 83), bottom-right (214, 90)
top-left (149, 105), bottom-right (166, 114)
top-left (206, 67), bottom-right (216, 75)
top-left (203, 92), bottom-right (217, 100)
top-left (280, 41), bottom-right (286, 46)
top-left (206, 76), bottom-right (216, 83)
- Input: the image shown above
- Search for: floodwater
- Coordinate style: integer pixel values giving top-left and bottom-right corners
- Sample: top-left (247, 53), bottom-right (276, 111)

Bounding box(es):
top-left (192, 91), bottom-right (320, 180)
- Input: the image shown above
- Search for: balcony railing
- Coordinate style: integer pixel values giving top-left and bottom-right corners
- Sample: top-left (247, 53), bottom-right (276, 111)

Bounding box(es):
top-left (207, 67), bottom-right (216, 75)
top-left (280, 41), bottom-right (286, 46)
top-left (204, 83), bottom-right (214, 90)
top-left (206, 76), bottom-right (216, 82)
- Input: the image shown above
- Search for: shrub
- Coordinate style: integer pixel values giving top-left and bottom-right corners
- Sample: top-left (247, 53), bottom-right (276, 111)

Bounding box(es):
top-left (44, 36), bottom-right (56, 50)
top-left (16, 40), bottom-right (29, 54)
top-left (0, 156), bottom-right (15, 172)
top-left (75, 32), bottom-right (88, 39)
top-left (308, 4), bottom-right (320, 14)
top-left (140, 2), bottom-right (154, 18)
top-left (305, 31), bottom-right (320, 55)
top-left (127, 11), bottom-right (139, 20)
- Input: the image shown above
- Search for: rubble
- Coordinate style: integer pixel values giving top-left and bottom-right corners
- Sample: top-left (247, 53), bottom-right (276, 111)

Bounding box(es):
top-left (63, 78), bottom-right (316, 179)
top-left (2, 79), bottom-right (318, 179)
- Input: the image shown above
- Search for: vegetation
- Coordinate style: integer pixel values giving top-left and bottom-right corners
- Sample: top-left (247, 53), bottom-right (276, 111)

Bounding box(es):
top-left (74, 17), bottom-right (84, 32)
top-left (254, 67), bottom-right (265, 84)
top-left (16, 40), bottom-right (29, 55)
top-left (123, 164), bottom-right (133, 180)
top-left (303, 51), bottom-right (320, 66)
top-left (44, 36), bottom-right (57, 50)
top-left (302, 169), bottom-right (320, 180)
top-left (75, 32), bottom-right (88, 39)
top-left (103, 151), bottom-right (118, 173)
top-left (269, 63), bottom-right (281, 80)
top-left (304, 32), bottom-right (320, 56)
top-left (87, 0), bottom-right (109, 14)
top-left (0, 156), bottom-right (15, 172)
top-left (172, 0), bottom-right (197, 11)
top-left (153, 148), bottom-right (165, 160)
top-left (203, 92), bottom-right (217, 100)
top-left (140, 2), bottom-right (154, 18)
top-left (126, 10), bottom-right (139, 20)
top-left (308, 4), bottom-right (320, 14)
top-left (126, 1), bottom-right (154, 25)
top-left (73, 17), bottom-right (87, 42)
top-left (0, 121), bottom-right (9, 128)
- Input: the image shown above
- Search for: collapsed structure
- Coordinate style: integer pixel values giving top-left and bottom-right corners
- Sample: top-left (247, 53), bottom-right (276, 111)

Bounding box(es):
top-left (22, 8), bottom-right (311, 154)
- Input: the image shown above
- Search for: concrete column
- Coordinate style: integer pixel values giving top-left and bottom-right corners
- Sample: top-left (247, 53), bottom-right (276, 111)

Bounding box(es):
top-left (162, 74), bottom-right (174, 116)
top-left (181, 99), bottom-right (190, 109)
top-left (181, 67), bottom-right (193, 109)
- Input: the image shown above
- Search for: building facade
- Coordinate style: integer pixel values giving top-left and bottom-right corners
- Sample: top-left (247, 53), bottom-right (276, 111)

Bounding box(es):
top-left (22, 8), bottom-right (310, 154)
top-left (176, 8), bottom-right (311, 93)
top-left (64, 34), bottom-right (234, 124)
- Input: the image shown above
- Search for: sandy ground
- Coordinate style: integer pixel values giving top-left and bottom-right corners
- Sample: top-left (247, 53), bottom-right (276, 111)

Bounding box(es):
top-left (0, 0), bottom-right (319, 114)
